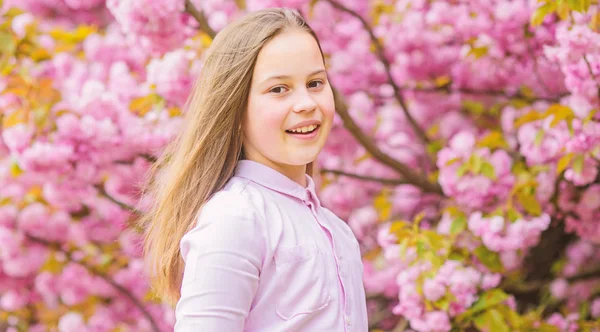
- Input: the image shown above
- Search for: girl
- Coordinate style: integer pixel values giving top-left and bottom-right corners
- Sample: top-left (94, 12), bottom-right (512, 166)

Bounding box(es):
top-left (141, 8), bottom-right (368, 331)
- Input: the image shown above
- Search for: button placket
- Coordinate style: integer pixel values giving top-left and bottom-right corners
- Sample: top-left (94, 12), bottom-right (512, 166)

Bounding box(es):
top-left (302, 194), bottom-right (350, 331)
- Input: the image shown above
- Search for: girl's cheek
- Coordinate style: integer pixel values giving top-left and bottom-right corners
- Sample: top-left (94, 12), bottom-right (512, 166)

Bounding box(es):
top-left (259, 105), bottom-right (287, 134)
top-left (321, 98), bottom-right (336, 121)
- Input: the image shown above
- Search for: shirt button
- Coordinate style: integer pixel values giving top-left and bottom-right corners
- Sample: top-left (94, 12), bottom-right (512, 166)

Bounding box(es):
top-left (345, 315), bottom-right (351, 326)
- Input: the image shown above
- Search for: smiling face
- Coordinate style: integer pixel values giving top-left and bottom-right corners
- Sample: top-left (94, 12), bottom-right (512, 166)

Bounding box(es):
top-left (242, 29), bottom-right (335, 183)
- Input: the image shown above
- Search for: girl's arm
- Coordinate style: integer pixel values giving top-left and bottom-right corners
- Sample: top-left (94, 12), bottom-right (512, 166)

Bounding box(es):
top-left (174, 191), bottom-right (264, 331)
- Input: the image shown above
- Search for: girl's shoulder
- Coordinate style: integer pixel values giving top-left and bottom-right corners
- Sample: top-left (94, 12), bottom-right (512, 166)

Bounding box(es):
top-left (181, 178), bottom-right (266, 261)
top-left (199, 177), bottom-right (258, 223)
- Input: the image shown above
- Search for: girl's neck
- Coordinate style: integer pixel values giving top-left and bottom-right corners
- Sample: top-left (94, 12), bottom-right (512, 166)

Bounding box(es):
top-left (241, 157), bottom-right (307, 188)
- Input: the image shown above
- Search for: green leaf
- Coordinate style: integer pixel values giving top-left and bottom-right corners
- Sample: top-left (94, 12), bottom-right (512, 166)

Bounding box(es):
top-left (556, 153), bottom-right (574, 175)
top-left (497, 305), bottom-right (522, 328)
top-left (129, 93), bottom-right (162, 116)
top-left (519, 86), bottom-right (536, 99)
top-left (467, 46), bottom-right (489, 59)
top-left (534, 129), bottom-right (545, 146)
top-left (473, 246), bottom-right (504, 272)
top-left (517, 189), bottom-right (542, 216)
top-left (567, 0), bottom-right (579, 10)
top-left (373, 190), bottom-right (392, 221)
top-left (572, 154), bottom-right (584, 174)
top-left (583, 108), bottom-right (597, 124)
top-left (481, 162), bottom-right (496, 180)
top-left (580, 300), bottom-right (590, 319)
top-left (450, 216), bottom-right (467, 235)
top-left (506, 207), bottom-right (522, 223)
top-left (416, 238), bottom-right (427, 257)
top-left (463, 100), bottom-right (486, 114)
top-left (531, 2), bottom-right (557, 27)
top-left (557, 2), bottom-right (570, 19)
top-left (470, 154), bottom-right (482, 174)
top-left (234, 0), bottom-right (246, 9)
top-left (477, 131), bottom-right (509, 150)
top-left (568, 0), bottom-right (591, 12)
top-left (546, 104), bottom-right (575, 128)
top-left (467, 289), bottom-right (509, 317)
top-left (0, 31), bottom-right (15, 55)
top-left (537, 324), bottom-right (562, 332)
top-left (9, 160), bottom-right (23, 177)
top-left (398, 239), bottom-right (409, 258)
top-left (456, 162), bottom-right (469, 177)
top-left (389, 220), bottom-right (408, 234)
top-left (514, 110), bottom-right (545, 128)
top-left (427, 140), bottom-right (444, 157)
top-left (582, 0), bottom-right (591, 12)
top-left (445, 157), bottom-right (461, 166)
top-left (422, 229), bottom-right (446, 250)
top-left (434, 297), bottom-right (450, 311)
top-left (448, 251), bottom-right (466, 261)
top-left (49, 25), bottom-right (96, 44)
top-left (473, 309), bottom-right (510, 332)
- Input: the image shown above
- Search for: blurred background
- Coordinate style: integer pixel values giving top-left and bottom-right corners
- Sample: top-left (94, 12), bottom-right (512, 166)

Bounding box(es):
top-left (1, 0), bottom-right (600, 331)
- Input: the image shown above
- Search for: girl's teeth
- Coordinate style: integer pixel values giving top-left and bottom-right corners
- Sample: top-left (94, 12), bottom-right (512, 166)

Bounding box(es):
top-left (290, 124), bottom-right (317, 133)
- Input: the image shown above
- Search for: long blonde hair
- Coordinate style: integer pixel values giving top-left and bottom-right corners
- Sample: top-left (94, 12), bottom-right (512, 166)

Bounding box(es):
top-left (139, 8), bottom-right (324, 306)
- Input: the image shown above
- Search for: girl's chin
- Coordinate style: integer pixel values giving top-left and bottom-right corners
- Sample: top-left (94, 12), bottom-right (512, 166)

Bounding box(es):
top-left (286, 153), bottom-right (321, 166)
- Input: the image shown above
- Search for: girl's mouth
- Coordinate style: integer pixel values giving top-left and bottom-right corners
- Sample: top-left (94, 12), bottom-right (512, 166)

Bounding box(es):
top-left (285, 125), bottom-right (320, 140)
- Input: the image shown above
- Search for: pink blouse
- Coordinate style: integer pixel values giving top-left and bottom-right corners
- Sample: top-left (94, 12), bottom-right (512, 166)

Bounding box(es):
top-left (175, 160), bottom-right (368, 331)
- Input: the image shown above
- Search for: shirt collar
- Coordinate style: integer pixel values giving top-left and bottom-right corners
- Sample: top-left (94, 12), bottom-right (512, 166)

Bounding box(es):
top-left (234, 159), bottom-right (320, 206)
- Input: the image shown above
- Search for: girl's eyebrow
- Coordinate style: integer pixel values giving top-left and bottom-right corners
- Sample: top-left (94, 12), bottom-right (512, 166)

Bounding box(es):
top-left (259, 69), bottom-right (326, 85)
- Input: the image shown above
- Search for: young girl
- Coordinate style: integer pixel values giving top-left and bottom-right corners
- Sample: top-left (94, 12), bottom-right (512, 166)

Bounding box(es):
top-left (141, 8), bottom-right (368, 331)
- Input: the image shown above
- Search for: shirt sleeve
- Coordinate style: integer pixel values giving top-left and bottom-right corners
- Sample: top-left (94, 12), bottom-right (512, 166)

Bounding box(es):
top-left (174, 190), bottom-right (265, 332)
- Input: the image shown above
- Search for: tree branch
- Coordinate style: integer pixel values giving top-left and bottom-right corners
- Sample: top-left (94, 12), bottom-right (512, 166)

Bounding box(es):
top-left (139, 153), bottom-right (157, 163)
top-left (95, 184), bottom-right (142, 216)
top-left (583, 54), bottom-right (600, 103)
top-left (25, 234), bottom-right (161, 332)
top-left (365, 293), bottom-right (395, 329)
top-left (392, 319), bottom-right (410, 332)
top-left (321, 168), bottom-right (409, 186)
top-left (332, 87), bottom-right (444, 195)
top-left (504, 234), bottom-right (595, 297)
top-left (114, 154), bottom-right (157, 165)
top-left (184, 0), bottom-right (216, 39)
top-left (566, 266), bottom-right (600, 283)
top-left (324, 0), bottom-right (431, 145)
top-left (411, 85), bottom-right (566, 103)
top-left (524, 30), bottom-right (554, 98)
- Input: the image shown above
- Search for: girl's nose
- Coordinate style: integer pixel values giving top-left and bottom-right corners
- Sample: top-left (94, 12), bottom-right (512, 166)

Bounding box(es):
top-left (292, 89), bottom-right (317, 113)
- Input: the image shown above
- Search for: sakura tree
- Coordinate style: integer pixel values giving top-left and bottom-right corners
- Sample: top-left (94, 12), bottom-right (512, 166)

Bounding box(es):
top-left (1, 0), bottom-right (599, 331)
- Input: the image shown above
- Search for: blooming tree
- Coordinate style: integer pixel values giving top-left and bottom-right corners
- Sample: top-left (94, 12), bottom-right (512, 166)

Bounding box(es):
top-left (1, 0), bottom-right (600, 331)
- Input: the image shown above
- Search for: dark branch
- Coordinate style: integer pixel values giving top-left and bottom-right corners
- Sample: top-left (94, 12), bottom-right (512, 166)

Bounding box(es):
top-left (114, 154), bottom-right (157, 165)
top-left (324, 0), bottom-right (431, 145)
top-left (140, 153), bottom-right (157, 163)
top-left (365, 293), bottom-right (396, 329)
top-left (524, 29), bottom-right (554, 97)
top-left (184, 0), bottom-right (217, 39)
top-left (95, 184), bottom-right (142, 216)
top-left (583, 54), bottom-right (600, 103)
top-left (321, 168), bottom-right (409, 186)
top-left (25, 234), bottom-right (161, 332)
top-left (412, 85), bottom-right (566, 103)
top-left (332, 87), bottom-right (444, 195)
top-left (567, 266), bottom-right (600, 283)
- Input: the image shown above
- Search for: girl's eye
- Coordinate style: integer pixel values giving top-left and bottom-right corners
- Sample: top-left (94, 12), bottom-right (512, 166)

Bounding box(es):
top-left (308, 80), bottom-right (324, 88)
top-left (269, 86), bottom-right (288, 94)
